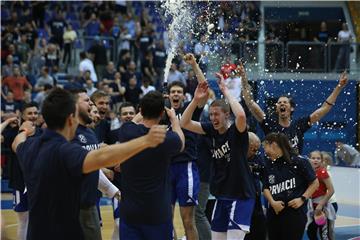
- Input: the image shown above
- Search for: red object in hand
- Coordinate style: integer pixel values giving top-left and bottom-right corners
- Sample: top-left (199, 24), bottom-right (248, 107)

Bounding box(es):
top-left (220, 63), bottom-right (237, 79)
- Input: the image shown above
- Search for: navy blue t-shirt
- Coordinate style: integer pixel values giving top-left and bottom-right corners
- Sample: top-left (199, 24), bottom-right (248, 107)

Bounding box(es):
top-left (118, 122), bottom-right (182, 225)
top-left (17, 129), bottom-right (88, 240)
top-left (1, 100), bottom-right (20, 114)
top-left (201, 122), bottom-right (255, 199)
top-left (171, 102), bottom-right (203, 164)
top-left (71, 125), bottom-right (101, 207)
top-left (94, 118), bottom-right (115, 144)
top-left (262, 155), bottom-right (316, 213)
top-left (260, 115), bottom-right (311, 154)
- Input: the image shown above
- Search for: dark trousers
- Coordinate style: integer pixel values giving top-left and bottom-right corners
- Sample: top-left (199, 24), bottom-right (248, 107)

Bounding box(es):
top-left (245, 198), bottom-right (266, 240)
top-left (267, 207), bottom-right (307, 240)
top-left (307, 219), bottom-right (330, 240)
top-left (63, 43), bottom-right (72, 65)
top-left (79, 205), bottom-right (102, 240)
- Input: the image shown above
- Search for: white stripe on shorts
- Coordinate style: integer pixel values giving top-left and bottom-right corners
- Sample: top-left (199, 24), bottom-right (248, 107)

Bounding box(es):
top-left (229, 201), bottom-right (236, 222)
top-left (15, 190), bottom-right (20, 204)
top-left (211, 200), bottom-right (218, 221)
top-left (187, 162), bottom-right (194, 200)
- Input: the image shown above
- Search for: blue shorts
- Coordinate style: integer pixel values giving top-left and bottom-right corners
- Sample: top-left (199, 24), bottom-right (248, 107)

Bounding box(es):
top-left (13, 190), bottom-right (28, 212)
top-left (120, 218), bottom-right (173, 240)
top-left (211, 198), bottom-right (255, 233)
top-left (170, 161), bottom-right (199, 206)
top-left (112, 197), bottom-right (120, 219)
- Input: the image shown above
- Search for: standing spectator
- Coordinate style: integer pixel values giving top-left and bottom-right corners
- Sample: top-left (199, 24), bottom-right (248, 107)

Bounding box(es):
top-left (1, 91), bottom-right (21, 119)
top-left (137, 26), bottom-right (153, 63)
top-left (84, 13), bottom-right (102, 50)
top-left (153, 40), bottom-right (167, 87)
top-left (307, 151), bottom-right (336, 240)
top-left (194, 36), bottom-right (210, 73)
top-left (88, 37), bottom-right (108, 81)
top-left (2, 66), bottom-right (32, 103)
top-left (31, 2), bottom-right (46, 28)
top-left (34, 66), bottom-right (55, 92)
top-left (79, 51), bottom-right (98, 83)
top-left (124, 76), bottom-right (143, 106)
top-left (334, 23), bottom-right (354, 72)
top-left (2, 55), bottom-right (14, 78)
top-left (7, 44), bottom-right (21, 65)
top-left (122, 61), bottom-right (141, 87)
top-left (17, 33), bottom-right (31, 63)
top-left (21, 21), bottom-right (39, 51)
top-left (167, 63), bottom-right (186, 86)
top-left (334, 140), bottom-right (360, 167)
top-left (46, 10), bottom-right (67, 49)
top-left (62, 24), bottom-right (77, 66)
top-left (262, 133), bottom-right (319, 240)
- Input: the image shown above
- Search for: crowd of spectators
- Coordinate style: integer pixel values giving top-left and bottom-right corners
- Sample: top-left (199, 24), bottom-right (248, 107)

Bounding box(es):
top-left (1, 1), bottom-right (261, 117)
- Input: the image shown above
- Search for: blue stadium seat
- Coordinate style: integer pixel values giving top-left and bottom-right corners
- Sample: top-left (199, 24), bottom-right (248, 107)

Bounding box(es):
top-left (38, 28), bottom-right (49, 40)
top-left (66, 12), bottom-right (78, 21)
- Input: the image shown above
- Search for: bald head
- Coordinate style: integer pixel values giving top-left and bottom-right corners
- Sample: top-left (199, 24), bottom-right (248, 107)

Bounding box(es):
top-left (248, 132), bottom-right (261, 159)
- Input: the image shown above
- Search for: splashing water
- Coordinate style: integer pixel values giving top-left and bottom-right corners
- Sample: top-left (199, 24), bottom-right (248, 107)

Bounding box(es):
top-left (161, 0), bottom-right (193, 83)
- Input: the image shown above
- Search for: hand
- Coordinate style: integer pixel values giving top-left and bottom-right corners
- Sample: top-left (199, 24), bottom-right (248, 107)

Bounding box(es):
top-left (183, 53), bottom-right (196, 65)
top-left (315, 203), bottom-right (323, 212)
top-left (165, 107), bottom-right (177, 122)
top-left (271, 200), bottom-right (285, 215)
top-left (338, 71), bottom-right (348, 88)
top-left (19, 121), bottom-right (35, 136)
top-left (215, 72), bottom-right (228, 95)
top-left (115, 78), bottom-right (121, 85)
top-left (114, 163), bottom-right (121, 172)
top-left (146, 125), bottom-right (167, 147)
top-left (288, 197), bottom-right (305, 209)
top-left (5, 116), bottom-right (18, 125)
top-left (235, 61), bottom-right (246, 78)
top-left (194, 81), bottom-right (209, 102)
top-left (113, 191), bottom-right (121, 201)
top-left (102, 168), bottom-right (114, 181)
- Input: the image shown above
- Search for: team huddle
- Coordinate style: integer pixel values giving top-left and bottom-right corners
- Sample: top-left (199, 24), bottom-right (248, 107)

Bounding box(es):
top-left (10, 53), bottom-right (347, 240)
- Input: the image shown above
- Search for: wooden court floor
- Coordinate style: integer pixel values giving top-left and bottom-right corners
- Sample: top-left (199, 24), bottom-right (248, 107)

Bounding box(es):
top-left (2, 205), bottom-right (185, 240)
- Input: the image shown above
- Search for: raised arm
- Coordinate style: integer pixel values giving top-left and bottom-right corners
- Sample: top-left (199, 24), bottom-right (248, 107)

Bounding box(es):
top-left (184, 53), bottom-right (208, 107)
top-left (11, 121), bottom-right (36, 152)
top-left (215, 72), bottom-right (247, 133)
top-left (180, 82), bottom-right (208, 135)
top-left (165, 107), bottom-right (185, 152)
top-left (238, 62), bottom-right (265, 122)
top-left (310, 71), bottom-right (348, 124)
top-left (82, 124), bottom-right (167, 173)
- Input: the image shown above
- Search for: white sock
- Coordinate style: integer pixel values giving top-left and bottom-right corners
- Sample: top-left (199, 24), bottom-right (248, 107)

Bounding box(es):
top-left (111, 218), bottom-right (120, 240)
top-left (211, 231), bottom-right (227, 240)
top-left (17, 211), bottom-right (29, 240)
top-left (227, 229), bottom-right (246, 240)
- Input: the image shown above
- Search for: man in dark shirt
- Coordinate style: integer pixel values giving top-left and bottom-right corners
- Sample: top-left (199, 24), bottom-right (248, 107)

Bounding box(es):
top-left (88, 38), bottom-right (108, 81)
top-left (240, 63), bottom-right (348, 154)
top-left (118, 91), bottom-right (184, 240)
top-left (12, 88), bottom-right (167, 240)
top-left (181, 76), bottom-right (256, 240)
top-left (46, 10), bottom-right (67, 49)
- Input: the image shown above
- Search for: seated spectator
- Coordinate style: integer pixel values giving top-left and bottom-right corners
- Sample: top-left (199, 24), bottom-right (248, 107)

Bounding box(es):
top-left (85, 78), bottom-right (98, 97)
top-left (122, 61), bottom-right (141, 87)
top-left (124, 76), bottom-right (143, 106)
top-left (141, 51), bottom-right (157, 85)
top-left (167, 63), bottom-right (186, 86)
top-left (44, 43), bottom-right (60, 73)
top-left (102, 61), bottom-right (117, 83)
top-left (334, 140), bottom-right (360, 167)
top-left (2, 65), bottom-right (32, 103)
top-left (141, 77), bottom-right (156, 96)
top-left (79, 51), bottom-right (98, 83)
top-left (1, 91), bottom-right (21, 119)
top-left (34, 66), bottom-right (55, 92)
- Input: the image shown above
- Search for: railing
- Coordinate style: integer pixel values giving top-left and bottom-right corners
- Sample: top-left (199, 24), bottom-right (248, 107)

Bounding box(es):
top-left (70, 36), bottom-right (359, 74)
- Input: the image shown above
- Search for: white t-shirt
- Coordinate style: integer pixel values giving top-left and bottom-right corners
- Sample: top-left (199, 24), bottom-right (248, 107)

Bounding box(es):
top-left (141, 85), bottom-right (156, 95)
top-left (79, 58), bottom-right (98, 82)
top-left (338, 30), bottom-right (353, 42)
top-left (224, 77), bottom-right (242, 101)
